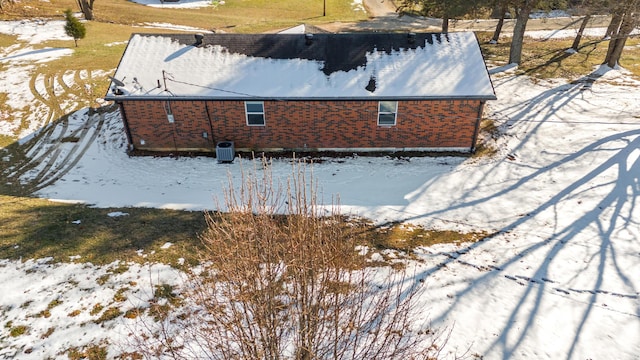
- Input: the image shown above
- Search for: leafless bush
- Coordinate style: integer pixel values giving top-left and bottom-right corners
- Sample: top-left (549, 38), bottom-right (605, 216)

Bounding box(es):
top-left (129, 158), bottom-right (448, 360)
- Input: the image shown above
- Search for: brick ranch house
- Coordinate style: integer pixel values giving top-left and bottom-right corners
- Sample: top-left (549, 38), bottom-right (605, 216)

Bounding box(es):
top-left (104, 32), bottom-right (496, 155)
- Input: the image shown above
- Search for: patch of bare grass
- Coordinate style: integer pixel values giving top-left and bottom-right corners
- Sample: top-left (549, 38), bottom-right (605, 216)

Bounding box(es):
top-left (361, 221), bottom-right (488, 252)
top-left (40, 327), bottom-right (55, 339)
top-left (90, 303), bottom-right (103, 316)
top-left (65, 344), bottom-right (108, 360)
top-left (35, 299), bottom-right (62, 318)
top-left (9, 324), bottom-right (28, 337)
top-left (472, 118), bottom-right (500, 158)
top-left (124, 308), bottom-right (142, 319)
top-left (479, 32), bottom-right (640, 80)
top-left (621, 39), bottom-right (640, 76)
top-left (0, 33), bottom-right (17, 47)
top-left (3, 0), bottom-right (366, 33)
top-left (94, 306), bottom-right (122, 324)
top-left (0, 193), bottom-right (485, 267)
top-left (0, 195), bottom-right (207, 265)
top-left (0, 105), bottom-right (32, 144)
top-left (0, 92), bottom-right (14, 146)
top-left (113, 287), bottom-right (128, 302)
top-left (0, 134), bottom-right (14, 148)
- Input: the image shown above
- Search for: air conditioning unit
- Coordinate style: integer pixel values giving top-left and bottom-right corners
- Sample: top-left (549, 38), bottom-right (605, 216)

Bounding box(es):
top-left (216, 141), bottom-right (235, 163)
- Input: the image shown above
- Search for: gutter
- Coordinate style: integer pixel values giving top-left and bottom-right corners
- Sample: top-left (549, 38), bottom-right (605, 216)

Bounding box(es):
top-left (104, 94), bottom-right (498, 102)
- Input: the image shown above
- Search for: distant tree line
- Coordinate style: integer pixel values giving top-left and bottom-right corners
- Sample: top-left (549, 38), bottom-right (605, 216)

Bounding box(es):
top-left (4, 0), bottom-right (638, 70)
top-left (397, 0), bottom-right (639, 68)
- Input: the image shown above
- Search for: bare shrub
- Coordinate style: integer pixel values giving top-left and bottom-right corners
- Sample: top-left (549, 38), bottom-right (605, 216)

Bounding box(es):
top-left (130, 158), bottom-right (448, 359)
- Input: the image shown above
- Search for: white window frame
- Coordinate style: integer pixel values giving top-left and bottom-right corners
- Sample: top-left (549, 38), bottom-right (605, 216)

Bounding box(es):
top-left (377, 101), bottom-right (397, 126)
top-left (164, 101), bottom-right (174, 123)
top-left (245, 101), bottom-right (265, 126)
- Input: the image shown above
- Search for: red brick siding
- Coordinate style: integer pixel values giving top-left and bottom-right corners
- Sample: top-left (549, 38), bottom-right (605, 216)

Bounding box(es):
top-left (122, 100), bottom-right (214, 151)
top-left (120, 99), bottom-right (483, 152)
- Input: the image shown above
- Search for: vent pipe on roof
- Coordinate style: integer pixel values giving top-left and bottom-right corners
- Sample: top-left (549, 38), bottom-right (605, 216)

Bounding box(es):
top-left (194, 33), bottom-right (204, 47)
top-left (305, 33), bottom-right (314, 45)
top-left (365, 75), bottom-right (376, 93)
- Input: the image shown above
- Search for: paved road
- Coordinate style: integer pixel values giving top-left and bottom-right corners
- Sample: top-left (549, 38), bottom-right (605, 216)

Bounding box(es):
top-left (364, 0), bottom-right (397, 17)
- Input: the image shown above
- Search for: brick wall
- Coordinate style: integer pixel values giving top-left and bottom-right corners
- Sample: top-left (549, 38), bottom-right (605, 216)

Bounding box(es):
top-left (122, 100), bottom-right (214, 151)
top-left (120, 99), bottom-right (484, 152)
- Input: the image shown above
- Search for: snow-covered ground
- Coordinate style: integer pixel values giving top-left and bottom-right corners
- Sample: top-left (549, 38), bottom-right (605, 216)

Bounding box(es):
top-left (0, 18), bottom-right (112, 147)
top-left (128, 0), bottom-right (363, 11)
top-left (524, 26), bottom-right (640, 40)
top-left (1, 8), bottom-right (640, 360)
top-left (130, 0), bottom-right (217, 9)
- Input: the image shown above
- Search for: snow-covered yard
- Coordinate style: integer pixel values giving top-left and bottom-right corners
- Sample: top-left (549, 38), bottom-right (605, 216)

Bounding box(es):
top-left (1, 6), bottom-right (639, 360)
top-left (6, 66), bottom-right (638, 360)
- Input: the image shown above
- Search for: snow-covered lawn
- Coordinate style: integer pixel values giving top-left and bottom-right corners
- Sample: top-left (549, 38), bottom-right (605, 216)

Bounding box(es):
top-left (0, 259), bottom-right (182, 358)
top-left (1, 11), bottom-right (639, 360)
top-left (130, 0), bottom-right (216, 9)
top-left (523, 26), bottom-right (640, 40)
top-left (4, 68), bottom-right (639, 360)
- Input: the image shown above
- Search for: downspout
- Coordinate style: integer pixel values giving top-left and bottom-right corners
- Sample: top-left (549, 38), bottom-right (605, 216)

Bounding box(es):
top-left (118, 102), bottom-right (135, 152)
top-left (170, 122), bottom-right (178, 153)
top-left (165, 101), bottom-right (178, 153)
top-left (470, 101), bottom-right (486, 153)
top-left (204, 101), bottom-right (216, 152)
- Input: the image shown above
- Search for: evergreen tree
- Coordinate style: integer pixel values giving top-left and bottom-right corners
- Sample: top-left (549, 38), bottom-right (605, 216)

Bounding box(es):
top-left (64, 9), bottom-right (86, 47)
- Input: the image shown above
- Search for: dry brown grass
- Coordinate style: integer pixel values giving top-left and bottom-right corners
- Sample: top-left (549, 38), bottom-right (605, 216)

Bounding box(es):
top-left (1, 0), bottom-right (366, 33)
top-left (0, 192), bottom-right (483, 266)
top-left (471, 118), bottom-right (500, 158)
top-left (0, 195), bottom-right (207, 265)
top-left (366, 222), bottom-right (488, 252)
top-left (479, 32), bottom-right (640, 80)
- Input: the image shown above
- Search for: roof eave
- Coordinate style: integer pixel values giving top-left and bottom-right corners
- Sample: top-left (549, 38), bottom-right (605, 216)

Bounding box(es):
top-left (104, 94), bottom-right (497, 102)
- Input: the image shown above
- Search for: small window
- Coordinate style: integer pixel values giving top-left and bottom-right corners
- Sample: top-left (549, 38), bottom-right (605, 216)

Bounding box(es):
top-left (378, 101), bottom-right (397, 126)
top-left (245, 101), bottom-right (265, 126)
top-left (164, 101), bottom-right (174, 123)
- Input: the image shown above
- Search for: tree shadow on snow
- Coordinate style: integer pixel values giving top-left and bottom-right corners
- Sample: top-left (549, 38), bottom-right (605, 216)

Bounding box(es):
top-left (0, 104), bottom-right (118, 197)
top-left (388, 74), bottom-right (639, 358)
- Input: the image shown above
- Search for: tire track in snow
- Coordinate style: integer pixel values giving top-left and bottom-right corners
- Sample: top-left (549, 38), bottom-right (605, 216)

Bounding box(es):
top-left (1, 69), bottom-right (109, 196)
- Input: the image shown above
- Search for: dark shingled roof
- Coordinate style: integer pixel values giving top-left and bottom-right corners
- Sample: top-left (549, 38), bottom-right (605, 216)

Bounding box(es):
top-left (163, 32), bottom-right (450, 76)
top-left (106, 31), bottom-right (496, 100)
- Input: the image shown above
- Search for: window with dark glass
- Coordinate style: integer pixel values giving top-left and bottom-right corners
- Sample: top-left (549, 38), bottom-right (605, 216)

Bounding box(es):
top-left (245, 101), bottom-right (265, 126)
top-left (378, 101), bottom-right (397, 126)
